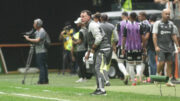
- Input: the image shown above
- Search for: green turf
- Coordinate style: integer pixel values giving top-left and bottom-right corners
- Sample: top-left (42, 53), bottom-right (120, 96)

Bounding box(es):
top-left (0, 73), bottom-right (180, 101)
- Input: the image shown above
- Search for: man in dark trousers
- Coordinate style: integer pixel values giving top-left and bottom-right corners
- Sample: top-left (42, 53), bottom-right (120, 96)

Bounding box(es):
top-left (71, 17), bottom-right (88, 83)
top-left (24, 18), bottom-right (49, 84)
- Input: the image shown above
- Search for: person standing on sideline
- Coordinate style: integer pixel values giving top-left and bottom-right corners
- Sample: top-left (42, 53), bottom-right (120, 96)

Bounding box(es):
top-left (138, 12), bottom-right (151, 81)
top-left (59, 23), bottom-right (74, 75)
top-left (71, 17), bottom-right (88, 83)
top-left (122, 12), bottom-right (144, 86)
top-left (153, 9), bottom-right (180, 86)
top-left (145, 15), bottom-right (157, 76)
top-left (116, 12), bottom-right (129, 85)
top-left (81, 10), bottom-right (111, 95)
top-left (24, 18), bottom-right (49, 84)
top-left (100, 14), bottom-right (119, 86)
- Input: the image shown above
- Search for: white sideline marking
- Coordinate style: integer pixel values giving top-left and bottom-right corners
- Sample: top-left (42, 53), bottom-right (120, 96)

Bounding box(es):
top-left (0, 91), bottom-right (70, 101)
top-left (0, 92), bottom-right (6, 94)
top-left (43, 90), bottom-right (51, 92)
top-left (14, 87), bottom-right (30, 90)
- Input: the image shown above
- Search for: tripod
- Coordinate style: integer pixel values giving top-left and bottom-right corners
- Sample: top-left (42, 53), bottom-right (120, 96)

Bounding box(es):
top-left (22, 44), bottom-right (35, 84)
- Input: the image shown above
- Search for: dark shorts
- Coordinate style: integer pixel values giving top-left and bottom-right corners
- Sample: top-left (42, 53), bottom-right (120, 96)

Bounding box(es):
top-left (157, 51), bottom-right (173, 62)
top-left (126, 50), bottom-right (142, 61)
top-left (117, 47), bottom-right (126, 59)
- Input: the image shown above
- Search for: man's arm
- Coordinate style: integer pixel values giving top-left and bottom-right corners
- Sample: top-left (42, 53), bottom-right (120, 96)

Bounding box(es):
top-left (59, 31), bottom-right (65, 41)
top-left (112, 28), bottom-right (119, 53)
top-left (152, 21), bottom-right (160, 52)
top-left (24, 35), bottom-right (40, 43)
top-left (172, 24), bottom-right (180, 52)
top-left (90, 24), bottom-right (103, 52)
top-left (143, 25), bottom-right (151, 44)
top-left (121, 26), bottom-right (127, 55)
top-left (153, 33), bottom-right (158, 48)
top-left (153, 33), bottom-right (160, 52)
top-left (172, 34), bottom-right (179, 47)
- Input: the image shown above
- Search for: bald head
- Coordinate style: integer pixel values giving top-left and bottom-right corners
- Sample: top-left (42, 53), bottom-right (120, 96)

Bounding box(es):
top-left (162, 9), bottom-right (170, 22)
top-left (162, 9), bottom-right (170, 14)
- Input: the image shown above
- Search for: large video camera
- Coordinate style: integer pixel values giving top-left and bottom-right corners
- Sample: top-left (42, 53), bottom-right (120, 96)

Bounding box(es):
top-left (21, 28), bottom-right (36, 39)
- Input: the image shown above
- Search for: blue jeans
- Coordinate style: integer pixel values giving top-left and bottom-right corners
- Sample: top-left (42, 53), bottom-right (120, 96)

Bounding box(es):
top-left (36, 53), bottom-right (48, 83)
top-left (147, 49), bottom-right (157, 75)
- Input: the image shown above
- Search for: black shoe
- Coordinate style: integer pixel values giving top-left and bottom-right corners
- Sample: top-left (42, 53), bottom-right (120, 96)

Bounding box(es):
top-left (90, 89), bottom-right (100, 95)
top-left (105, 82), bottom-right (111, 86)
top-left (37, 81), bottom-right (48, 85)
top-left (91, 89), bottom-right (107, 96)
top-left (171, 78), bottom-right (177, 82)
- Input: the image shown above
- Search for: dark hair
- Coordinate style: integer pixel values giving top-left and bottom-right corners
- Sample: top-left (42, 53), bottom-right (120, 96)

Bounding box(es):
top-left (122, 12), bottom-right (128, 17)
top-left (81, 10), bottom-right (92, 18)
top-left (93, 12), bottom-right (101, 21)
top-left (100, 14), bottom-right (108, 21)
top-left (139, 12), bottom-right (147, 18)
top-left (149, 15), bottom-right (157, 22)
top-left (130, 12), bottom-right (137, 20)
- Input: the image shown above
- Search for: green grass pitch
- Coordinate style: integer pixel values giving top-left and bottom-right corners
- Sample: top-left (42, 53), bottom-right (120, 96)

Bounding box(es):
top-left (0, 73), bottom-right (180, 101)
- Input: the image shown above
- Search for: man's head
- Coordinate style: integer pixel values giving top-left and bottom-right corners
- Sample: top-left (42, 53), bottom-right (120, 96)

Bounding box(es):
top-left (100, 14), bottom-right (108, 22)
top-left (121, 12), bottom-right (128, 20)
top-left (129, 12), bottom-right (137, 22)
top-left (162, 9), bottom-right (170, 22)
top-left (80, 10), bottom-right (92, 24)
top-left (33, 18), bottom-right (43, 30)
top-left (93, 12), bottom-right (101, 23)
top-left (138, 12), bottom-right (147, 21)
top-left (149, 15), bottom-right (157, 23)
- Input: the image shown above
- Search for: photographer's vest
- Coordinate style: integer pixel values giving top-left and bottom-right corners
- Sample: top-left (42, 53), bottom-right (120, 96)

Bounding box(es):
top-left (122, 0), bottom-right (132, 11)
top-left (73, 27), bottom-right (87, 52)
top-left (63, 29), bottom-right (73, 51)
top-left (157, 21), bottom-right (175, 52)
top-left (125, 21), bottom-right (142, 51)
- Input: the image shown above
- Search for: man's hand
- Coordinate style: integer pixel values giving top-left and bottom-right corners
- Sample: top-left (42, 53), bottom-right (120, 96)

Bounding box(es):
top-left (155, 46), bottom-right (160, 52)
top-left (85, 53), bottom-right (90, 60)
top-left (121, 49), bottom-right (125, 55)
top-left (24, 35), bottom-right (30, 41)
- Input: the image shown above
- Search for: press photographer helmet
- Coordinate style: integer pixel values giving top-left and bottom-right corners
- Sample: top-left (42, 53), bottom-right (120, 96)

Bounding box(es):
top-left (34, 18), bottom-right (43, 28)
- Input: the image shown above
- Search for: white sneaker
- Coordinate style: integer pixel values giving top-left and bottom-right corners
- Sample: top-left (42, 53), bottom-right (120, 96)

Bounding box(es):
top-left (166, 81), bottom-right (175, 87)
top-left (83, 78), bottom-right (87, 82)
top-left (76, 78), bottom-right (83, 83)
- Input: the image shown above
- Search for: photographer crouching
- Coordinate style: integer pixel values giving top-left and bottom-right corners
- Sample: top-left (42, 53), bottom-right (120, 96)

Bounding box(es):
top-left (24, 18), bottom-right (49, 84)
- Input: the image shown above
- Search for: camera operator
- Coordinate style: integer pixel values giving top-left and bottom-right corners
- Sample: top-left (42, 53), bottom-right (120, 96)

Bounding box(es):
top-left (24, 18), bottom-right (49, 84)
